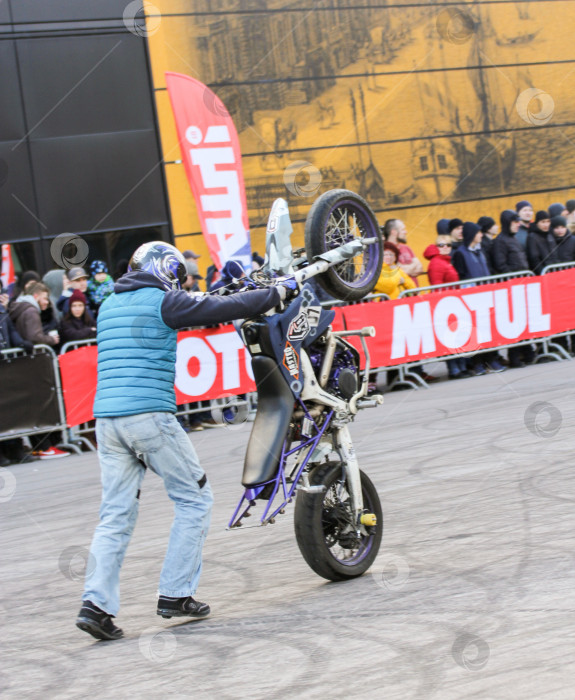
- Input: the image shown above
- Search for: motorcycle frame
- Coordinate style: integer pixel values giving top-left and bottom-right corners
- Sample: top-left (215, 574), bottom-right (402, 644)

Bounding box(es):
top-left (227, 328), bottom-right (382, 530)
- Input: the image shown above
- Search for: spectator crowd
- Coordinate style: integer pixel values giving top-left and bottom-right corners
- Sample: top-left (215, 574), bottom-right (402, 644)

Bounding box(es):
top-left (2, 199), bottom-right (575, 464)
top-left (372, 198), bottom-right (575, 382)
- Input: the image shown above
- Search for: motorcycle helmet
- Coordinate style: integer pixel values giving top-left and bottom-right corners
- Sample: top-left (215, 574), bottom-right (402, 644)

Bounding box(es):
top-left (128, 241), bottom-right (187, 291)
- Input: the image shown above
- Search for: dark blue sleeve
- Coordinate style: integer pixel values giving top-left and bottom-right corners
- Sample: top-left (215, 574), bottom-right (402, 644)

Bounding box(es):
top-left (451, 249), bottom-right (466, 279)
top-left (161, 287), bottom-right (281, 330)
top-left (56, 292), bottom-right (71, 313)
top-left (7, 314), bottom-right (26, 348)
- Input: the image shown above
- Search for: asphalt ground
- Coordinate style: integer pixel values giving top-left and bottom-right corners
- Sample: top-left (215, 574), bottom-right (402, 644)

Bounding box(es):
top-left (1, 360), bottom-right (574, 699)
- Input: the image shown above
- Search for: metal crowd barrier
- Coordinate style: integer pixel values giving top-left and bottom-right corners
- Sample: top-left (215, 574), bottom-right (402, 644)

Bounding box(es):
top-left (0, 344), bottom-right (80, 453)
top-left (320, 293), bottom-right (390, 309)
top-left (541, 261), bottom-right (575, 274)
top-left (398, 269), bottom-right (535, 298)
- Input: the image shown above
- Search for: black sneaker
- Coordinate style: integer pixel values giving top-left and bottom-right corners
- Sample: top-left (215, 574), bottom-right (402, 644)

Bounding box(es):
top-left (157, 595), bottom-right (210, 619)
top-left (76, 600), bottom-right (123, 641)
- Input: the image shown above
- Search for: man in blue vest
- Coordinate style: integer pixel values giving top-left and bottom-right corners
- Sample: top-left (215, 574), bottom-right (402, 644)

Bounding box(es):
top-left (76, 242), bottom-right (295, 641)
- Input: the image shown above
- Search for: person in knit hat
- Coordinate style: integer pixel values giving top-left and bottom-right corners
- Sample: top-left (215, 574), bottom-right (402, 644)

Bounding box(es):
top-left (448, 218), bottom-right (464, 253)
top-left (491, 210), bottom-right (528, 274)
top-left (436, 219), bottom-right (450, 236)
top-left (492, 211), bottom-right (536, 367)
top-left (86, 261), bottom-right (114, 314)
top-left (477, 216), bottom-right (498, 273)
top-left (526, 211), bottom-right (552, 275)
top-left (452, 222), bottom-right (491, 281)
top-left (515, 200), bottom-right (533, 251)
top-left (59, 289), bottom-right (97, 345)
top-left (546, 215), bottom-right (575, 263)
top-left (547, 202), bottom-right (567, 219)
top-left (210, 259), bottom-right (247, 294)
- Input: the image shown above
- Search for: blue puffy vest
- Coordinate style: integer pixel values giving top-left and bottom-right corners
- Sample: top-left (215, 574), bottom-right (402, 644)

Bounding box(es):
top-left (93, 287), bottom-right (177, 417)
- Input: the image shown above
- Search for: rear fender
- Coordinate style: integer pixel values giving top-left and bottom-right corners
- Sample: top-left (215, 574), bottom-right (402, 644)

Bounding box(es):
top-left (242, 355), bottom-right (294, 487)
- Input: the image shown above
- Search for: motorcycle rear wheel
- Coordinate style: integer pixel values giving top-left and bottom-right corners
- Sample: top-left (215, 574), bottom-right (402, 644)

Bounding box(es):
top-left (294, 461), bottom-right (383, 581)
top-left (304, 189), bottom-right (383, 302)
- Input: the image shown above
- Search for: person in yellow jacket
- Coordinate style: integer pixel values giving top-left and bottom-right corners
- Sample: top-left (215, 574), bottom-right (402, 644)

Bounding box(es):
top-left (374, 242), bottom-right (417, 299)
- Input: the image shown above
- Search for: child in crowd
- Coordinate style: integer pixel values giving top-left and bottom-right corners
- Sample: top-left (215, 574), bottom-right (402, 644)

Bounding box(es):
top-left (86, 261), bottom-right (114, 315)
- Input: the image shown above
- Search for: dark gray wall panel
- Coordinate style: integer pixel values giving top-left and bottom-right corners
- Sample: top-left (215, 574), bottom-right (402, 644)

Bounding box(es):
top-left (30, 131), bottom-right (165, 235)
top-left (0, 140), bottom-right (40, 241)
top-left (17, 33), bottom-right (154, 138)
top-left (0, 0), bottom-right (12, 25)
top-left (0, 41), bottom-right (26, 139)
top-left (11, 0), bottom-right (125, 23)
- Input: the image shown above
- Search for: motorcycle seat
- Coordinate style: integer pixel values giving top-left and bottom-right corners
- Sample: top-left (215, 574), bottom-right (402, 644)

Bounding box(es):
top-left (242, 355), bottom-right (293, 487)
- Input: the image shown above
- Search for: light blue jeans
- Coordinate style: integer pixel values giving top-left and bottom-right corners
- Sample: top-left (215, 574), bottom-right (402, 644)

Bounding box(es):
top-left (83, 412), bottom-right (213, 616)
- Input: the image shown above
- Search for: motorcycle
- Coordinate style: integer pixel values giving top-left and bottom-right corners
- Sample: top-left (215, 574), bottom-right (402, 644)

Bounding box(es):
top-left (225, 189), bottom-right (385, 581)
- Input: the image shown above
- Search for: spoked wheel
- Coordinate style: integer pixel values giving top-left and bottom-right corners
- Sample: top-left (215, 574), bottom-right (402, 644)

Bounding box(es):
top-left (294, 462), bottom-right (383, 581)
top-left (304, 189), bottom-right (383, 302)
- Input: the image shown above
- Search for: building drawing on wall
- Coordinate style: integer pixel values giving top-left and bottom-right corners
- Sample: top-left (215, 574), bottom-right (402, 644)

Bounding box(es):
top-left (154, 0), bottom-right (575, 245)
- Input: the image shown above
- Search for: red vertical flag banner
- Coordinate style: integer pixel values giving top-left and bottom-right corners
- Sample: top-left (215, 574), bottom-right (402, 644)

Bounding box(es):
top-left (165, 72), bottom-right (252, 272)
top-left (1, 244), bottom-right (16, 289)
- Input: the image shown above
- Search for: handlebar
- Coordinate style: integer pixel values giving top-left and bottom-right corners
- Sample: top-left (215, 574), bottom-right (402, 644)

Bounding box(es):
top-left (333, 327), bottom-right (375, 338)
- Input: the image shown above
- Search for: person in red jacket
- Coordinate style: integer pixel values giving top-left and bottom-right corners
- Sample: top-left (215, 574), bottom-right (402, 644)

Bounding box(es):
top-left (424, 236), bottom-right (459, 286)
top-left (424, 236), bottom-right (469, 379)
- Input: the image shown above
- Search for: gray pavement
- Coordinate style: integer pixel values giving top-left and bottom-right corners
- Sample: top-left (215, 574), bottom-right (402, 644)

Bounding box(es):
top-left (1, 360), bottom-right (574, 699)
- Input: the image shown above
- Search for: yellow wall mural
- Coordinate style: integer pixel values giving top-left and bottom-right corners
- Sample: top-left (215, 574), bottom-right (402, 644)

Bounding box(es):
top-left (146, 0), bottom-right (575, 278)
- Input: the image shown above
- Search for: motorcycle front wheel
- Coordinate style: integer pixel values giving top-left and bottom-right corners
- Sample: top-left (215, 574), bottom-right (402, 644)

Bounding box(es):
top-left (294, 462), bottom-right (383, 581)
top-left (304, 189), bottom-right (383, 302)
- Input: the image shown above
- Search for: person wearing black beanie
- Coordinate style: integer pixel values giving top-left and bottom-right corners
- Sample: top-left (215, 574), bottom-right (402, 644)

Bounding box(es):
top-left (526, 210), bottom-right (552, 275)
top-left (546, 215), bottom-right (575, 354)
top-left (436, 218), bottom-right (450, 236)
top-left (492, 211), bottom-right (535, 367)
top-left (546, 215), bottom-right (575, 264)
top-left (477, 216), bottom-right (498, 273)
top-left (451, 223), bottom-right (502, 375)
top-left (548, 202), bottom-right (567, 218)
top-left (448, 218), bottom-right (464, 254)
top-left (551, 215), bottom-right (568, 230)
top-left (515, 200), bottom-right (533, 251)
top-left (477, 216), bottom-right (495, 233)
top-left (452, 222), bottom-right (491, 281)
top-left (492, 210), bottom-right (528, 274)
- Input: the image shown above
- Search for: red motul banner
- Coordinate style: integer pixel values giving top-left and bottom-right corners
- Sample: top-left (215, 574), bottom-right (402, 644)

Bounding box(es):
top-left (174, 326), bottom-right (254, 403)
top-left (57, 270), bottom-right (575, 426)
top-left (165, 72), bottom-right (252, 272)
top-left (345, 269), bottom-right (575, 367)
top-left (59, 326), bottom-right (255, 426)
